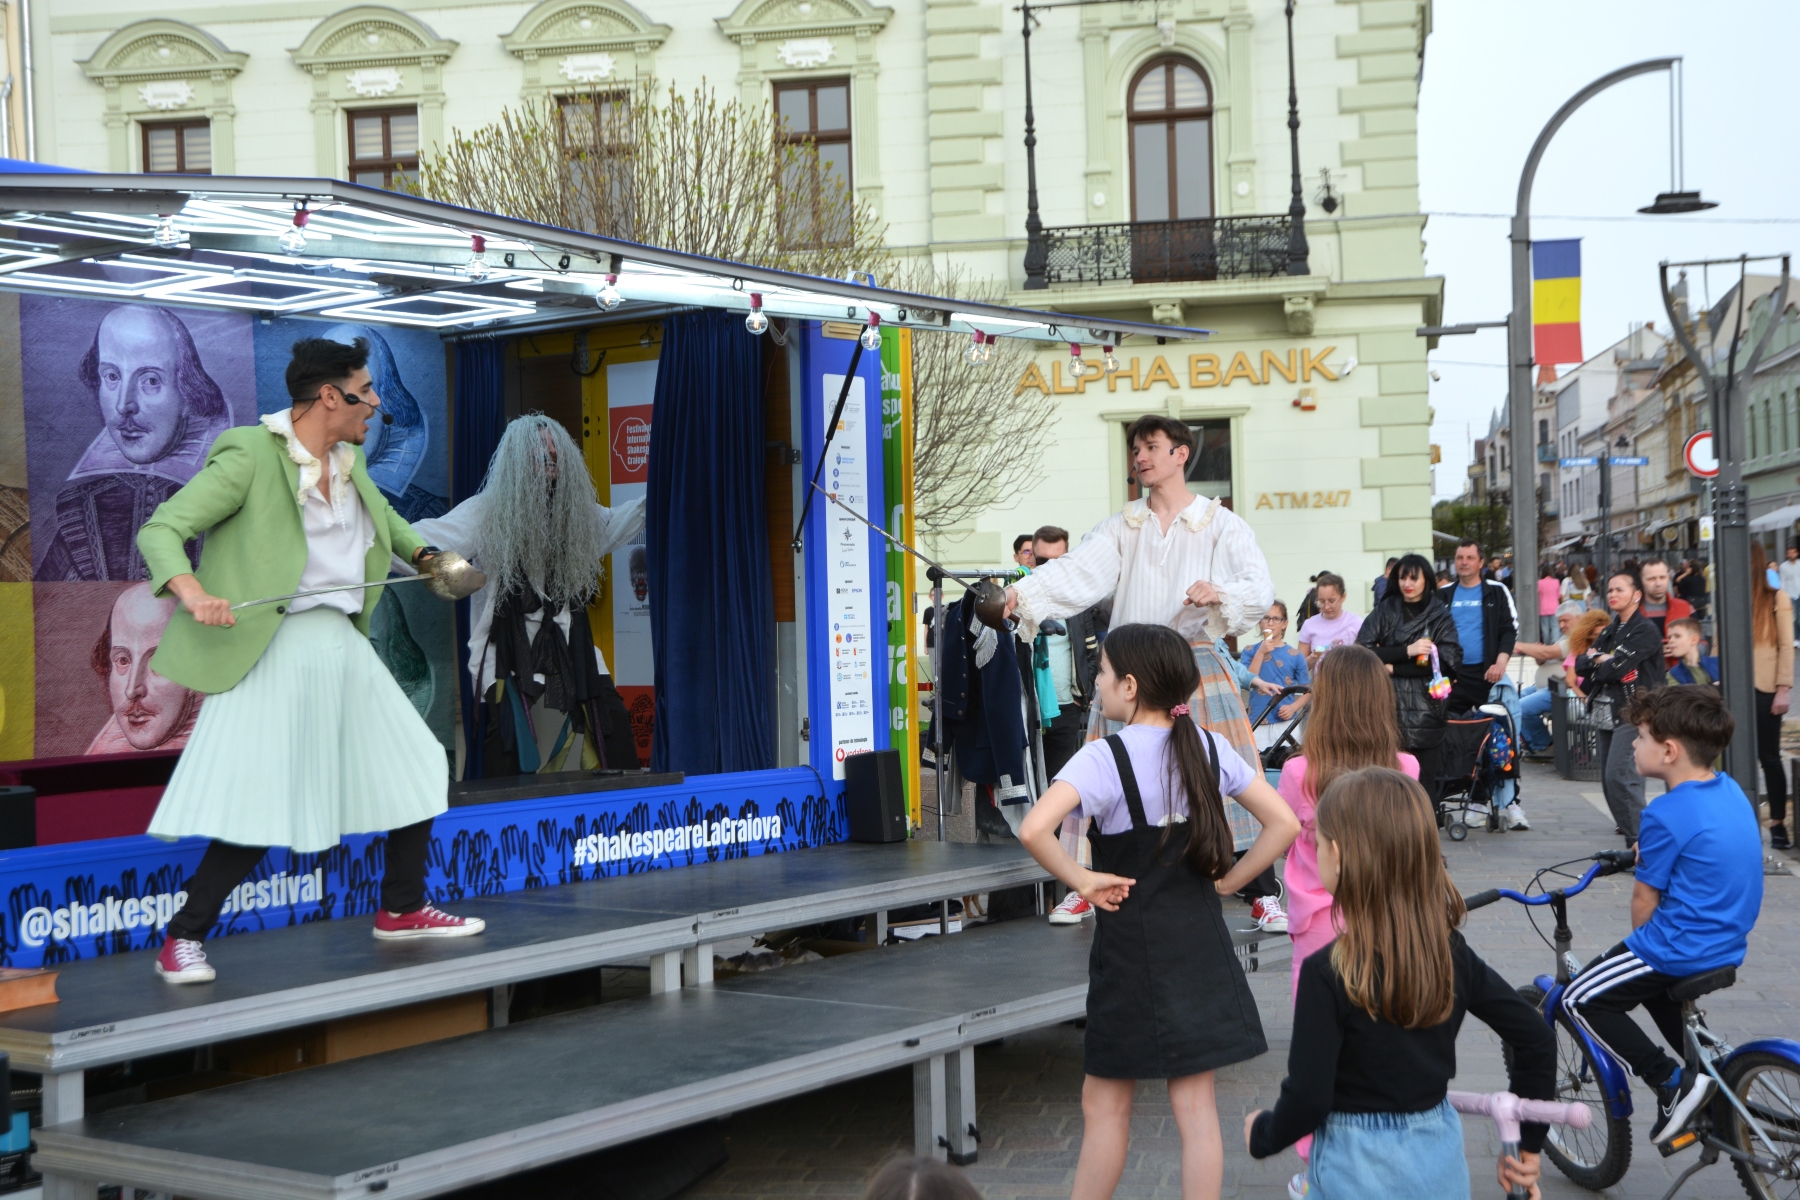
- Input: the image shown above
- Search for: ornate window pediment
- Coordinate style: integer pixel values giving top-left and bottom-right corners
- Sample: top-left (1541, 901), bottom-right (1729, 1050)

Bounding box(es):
top-left (716, 0), bottom-right (894, 46)
top-left (290, 6), bottom-right (458, 83)
top-left (502, 1), bottom-right (671, 98)
top-left (79, 20), bottom-right (248, 88)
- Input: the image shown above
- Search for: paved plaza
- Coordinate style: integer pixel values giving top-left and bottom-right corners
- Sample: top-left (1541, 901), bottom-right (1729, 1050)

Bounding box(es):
top-left (688, 762), bottom-right (1797, 1200)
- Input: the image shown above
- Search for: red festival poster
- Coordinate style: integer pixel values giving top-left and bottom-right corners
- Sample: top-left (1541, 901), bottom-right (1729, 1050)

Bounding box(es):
top-left (606, 367), bottom-right (655, 761)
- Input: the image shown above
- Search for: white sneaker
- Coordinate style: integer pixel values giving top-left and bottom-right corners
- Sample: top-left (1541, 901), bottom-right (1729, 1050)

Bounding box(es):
top-left (1048, 892), bottom-right (1093, 925)
top-left (1499, 804), bottom-right (1532, 831)
top-left (1251, 893), bottom-right (1289, 933)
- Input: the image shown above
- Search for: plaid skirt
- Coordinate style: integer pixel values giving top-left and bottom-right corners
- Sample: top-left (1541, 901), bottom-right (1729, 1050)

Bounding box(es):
top-left (1087, 639), bottom-right (1263, 851)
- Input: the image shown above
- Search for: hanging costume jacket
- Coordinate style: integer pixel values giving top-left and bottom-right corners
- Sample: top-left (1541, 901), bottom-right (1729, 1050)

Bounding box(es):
top-left (927, 597), bottom-right (1031, 803)
top-left (487, 588), bottom-right (633, 769)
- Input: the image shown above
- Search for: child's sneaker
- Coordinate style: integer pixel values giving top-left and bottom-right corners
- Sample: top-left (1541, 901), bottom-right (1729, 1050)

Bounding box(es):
top-left (1251, 893), bottom-right (1289, 933)
top-left (1048, 892), bottom-right (1093, 925)
top-left (1650, 1067), bottom-right (1715, 1144)
top-left (1499, 803), bottom-right (1532, 831)
top-left (1286, 1170), bottom-right (1309, 1199)
top-left (155, 937), bottom-right (215, 984)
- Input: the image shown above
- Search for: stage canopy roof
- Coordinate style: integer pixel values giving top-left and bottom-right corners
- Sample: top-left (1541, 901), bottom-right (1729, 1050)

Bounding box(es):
top-left (0, 173), bottom-right (1211, 344)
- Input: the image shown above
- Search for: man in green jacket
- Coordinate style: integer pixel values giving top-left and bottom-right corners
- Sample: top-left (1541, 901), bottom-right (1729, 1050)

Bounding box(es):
top-left (140, 336), bottom-right (484, 985)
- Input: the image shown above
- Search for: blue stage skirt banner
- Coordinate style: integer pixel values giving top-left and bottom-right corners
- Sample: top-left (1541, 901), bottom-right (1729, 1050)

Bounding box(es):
top-left (1, 768), bottom-right (843, 968)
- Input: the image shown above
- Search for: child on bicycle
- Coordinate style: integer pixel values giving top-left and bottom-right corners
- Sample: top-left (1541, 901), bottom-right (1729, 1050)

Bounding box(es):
top-left (1019, 623), bottom-right (1300, 1200)
top-left (1244, 767), bottom-right (1555, 1200)
top-left (1563, 684), bottom-right (1763, 1144)
top-left (1274, 645), bottom-right (1419, 1198)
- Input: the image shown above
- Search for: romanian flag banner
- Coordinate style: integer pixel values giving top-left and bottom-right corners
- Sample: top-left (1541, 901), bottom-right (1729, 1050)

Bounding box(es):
top-left (1532, 239), bottom-right (1583, 366)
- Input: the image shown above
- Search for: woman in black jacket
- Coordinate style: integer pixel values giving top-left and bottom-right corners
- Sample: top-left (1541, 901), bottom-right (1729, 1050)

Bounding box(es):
top-left (1574, 568), bottom-right (1665, 844)
top-left (1356, 553), bottom-right (1462, 799)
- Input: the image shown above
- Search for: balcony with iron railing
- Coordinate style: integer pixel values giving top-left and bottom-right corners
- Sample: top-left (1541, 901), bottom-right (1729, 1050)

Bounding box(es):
top-left (1040, 214), bottom-right (1298, 287)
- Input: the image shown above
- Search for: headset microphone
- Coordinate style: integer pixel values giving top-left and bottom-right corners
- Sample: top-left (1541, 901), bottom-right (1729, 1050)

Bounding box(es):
top-left (347, 396), bottom-right (394, 425)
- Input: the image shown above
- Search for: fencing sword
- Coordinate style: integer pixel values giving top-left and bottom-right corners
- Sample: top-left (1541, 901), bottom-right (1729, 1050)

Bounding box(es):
top-left (229, 550), bottom-right (486, 611)
top-left (810, 483), bottom-right (1016, 631)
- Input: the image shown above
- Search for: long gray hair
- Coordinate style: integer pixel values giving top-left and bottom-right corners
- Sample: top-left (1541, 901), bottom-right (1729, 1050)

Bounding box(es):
top-left (473, 414), bottom-right (606, 609)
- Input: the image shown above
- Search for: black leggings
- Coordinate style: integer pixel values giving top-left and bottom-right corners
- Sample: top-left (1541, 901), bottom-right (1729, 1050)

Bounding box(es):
top-left (1756, 689), bottom-right (1788, 825)
top-left (167, 819), bottom-right (434, 942)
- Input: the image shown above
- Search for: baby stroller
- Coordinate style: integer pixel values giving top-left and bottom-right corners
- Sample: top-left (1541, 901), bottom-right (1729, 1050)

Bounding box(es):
top-left (1433, 703), bottom-right (1520, 841)
top-left (1250, 685), bottom-right (1309, 787)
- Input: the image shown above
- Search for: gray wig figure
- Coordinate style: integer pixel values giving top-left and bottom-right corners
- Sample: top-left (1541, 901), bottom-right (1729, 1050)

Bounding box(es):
top-left (473, 414), bottom-right (607, 610)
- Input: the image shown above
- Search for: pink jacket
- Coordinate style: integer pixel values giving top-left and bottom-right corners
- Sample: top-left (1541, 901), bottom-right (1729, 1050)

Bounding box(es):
top-left (1277, 751), bottom-right (1420, 947)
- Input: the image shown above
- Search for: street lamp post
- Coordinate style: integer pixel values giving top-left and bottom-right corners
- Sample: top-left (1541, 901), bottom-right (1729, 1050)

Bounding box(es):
top-left (1019, 1), bottom-right (1047, 290)
top-left (1659, 255), bottom-right (1791, 802)
top-left (1283, 0), bottom-right (1310, 276)
top-left (1506, 58), bottom-right (1695, 643)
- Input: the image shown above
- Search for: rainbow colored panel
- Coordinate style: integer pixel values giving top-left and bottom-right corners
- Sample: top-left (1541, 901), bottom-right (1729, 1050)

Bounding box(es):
top-left (1532, 238), bottom-right (1582, 365)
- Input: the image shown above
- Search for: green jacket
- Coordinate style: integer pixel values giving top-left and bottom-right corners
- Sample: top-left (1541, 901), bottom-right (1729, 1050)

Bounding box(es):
top-left (138, 422), bottom-right (425, 694)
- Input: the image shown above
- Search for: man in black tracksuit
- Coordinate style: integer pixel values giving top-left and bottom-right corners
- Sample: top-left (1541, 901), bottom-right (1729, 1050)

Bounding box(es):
top-left (1439, 539), bottom-right (1519, 716)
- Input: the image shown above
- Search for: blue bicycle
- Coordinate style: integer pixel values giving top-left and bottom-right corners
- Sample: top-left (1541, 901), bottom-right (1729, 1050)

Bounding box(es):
top-left (1466, 851), bottom-right (1800, 1199)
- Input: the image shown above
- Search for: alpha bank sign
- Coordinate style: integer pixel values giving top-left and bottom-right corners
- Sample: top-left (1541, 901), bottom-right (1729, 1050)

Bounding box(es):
top-left (1015, 346), bottom-right (1344, 396)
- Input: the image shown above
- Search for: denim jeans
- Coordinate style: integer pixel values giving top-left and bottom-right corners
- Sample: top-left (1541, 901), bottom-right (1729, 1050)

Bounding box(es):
top-left (1309, 1097), bottom-right (1470, 1200)
top-left (1519, 685), bottom-right (1555, 752)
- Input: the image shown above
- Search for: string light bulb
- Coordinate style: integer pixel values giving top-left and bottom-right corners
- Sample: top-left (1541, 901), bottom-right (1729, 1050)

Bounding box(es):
top-left (596, 273), bottom-right (623, 311)
top-left (967, 331), bottom-right (987, 364)
top-left (745, 292), bottom-right (769, 335)
top-left (980, 334), bottom-right (994, 363)
top-left (859, 312), bottom-right (883, 351)
top-left (278, 208), bottom-right (310, 254)
top-left (150, 215), bottom-right (184, 248)
top-left (465, 234), bottom-right (489, 281)
top-left (1067, 344), bottom-right (1087, 380)
top-left (1103, 345), bottom-right (1120, 374)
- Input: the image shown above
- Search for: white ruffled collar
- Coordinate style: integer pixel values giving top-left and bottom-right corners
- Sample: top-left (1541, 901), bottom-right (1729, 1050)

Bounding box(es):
top-left (1122, 493), bottom-right (1219, 533)
top-left (261, 410), bottom-right (358, 518)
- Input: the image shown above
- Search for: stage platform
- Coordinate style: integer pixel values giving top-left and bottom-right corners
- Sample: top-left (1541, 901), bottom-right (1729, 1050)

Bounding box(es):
top-left (0, 840), bottom-right (1048, 1133)
top-left (34, 918), bottom-right (1098, 1200)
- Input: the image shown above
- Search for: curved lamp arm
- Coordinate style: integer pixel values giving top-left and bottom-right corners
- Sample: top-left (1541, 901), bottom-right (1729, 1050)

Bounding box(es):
top-left (1515, 58), bottom-right (1677, 222)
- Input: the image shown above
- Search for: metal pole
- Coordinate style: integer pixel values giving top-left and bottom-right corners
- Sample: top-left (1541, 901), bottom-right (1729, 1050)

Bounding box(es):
top-left (1598, 456), bottom-right (1612, 585)
top-left (1507, 58), bottom-right (1677, 644)
top-left (1659, 256), bottom-right (1791, 804)
top-left (1019, 2), bottom-right (1048, 290)
top-left (1282, 0), bottom-right (1310, 276)
top-left (930, 567), bottom-right (948, 843)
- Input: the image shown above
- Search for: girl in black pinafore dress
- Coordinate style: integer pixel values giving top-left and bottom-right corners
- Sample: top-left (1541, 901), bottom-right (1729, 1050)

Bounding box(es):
top-left (1020, 623), bottom-right (1302, 1200)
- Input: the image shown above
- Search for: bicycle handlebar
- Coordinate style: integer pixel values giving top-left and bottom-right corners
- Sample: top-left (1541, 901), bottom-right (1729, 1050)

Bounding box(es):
top-left (1449, 1090), bottom-right (1593, 1200)
top-left (1461, 851), bottom-right (1634, 911)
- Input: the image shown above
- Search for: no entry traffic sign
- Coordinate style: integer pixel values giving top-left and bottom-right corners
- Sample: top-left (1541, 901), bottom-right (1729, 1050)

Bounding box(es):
top-left (1683, 430), bottom-right (1718, 478)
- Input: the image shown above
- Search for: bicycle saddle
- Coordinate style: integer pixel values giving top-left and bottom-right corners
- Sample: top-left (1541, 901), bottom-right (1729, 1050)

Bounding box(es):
top-left (1667, 965), bottom-right (1735, 1002)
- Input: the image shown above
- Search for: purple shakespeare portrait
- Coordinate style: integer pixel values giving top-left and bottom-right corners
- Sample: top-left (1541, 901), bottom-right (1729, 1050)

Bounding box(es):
top-left (24, 299), bottom-right (257, 582)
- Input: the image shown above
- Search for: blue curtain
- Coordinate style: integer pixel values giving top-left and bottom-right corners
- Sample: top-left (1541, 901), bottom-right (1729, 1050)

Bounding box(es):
top-left (647, 310), bottom-right (774, 774)
top-left (451, 337), bottom-right (507, 778)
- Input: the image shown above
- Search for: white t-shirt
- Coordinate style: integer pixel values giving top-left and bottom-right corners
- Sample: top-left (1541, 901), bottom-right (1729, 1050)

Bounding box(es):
top-left (1055, 723), bottom-right (1258, 835)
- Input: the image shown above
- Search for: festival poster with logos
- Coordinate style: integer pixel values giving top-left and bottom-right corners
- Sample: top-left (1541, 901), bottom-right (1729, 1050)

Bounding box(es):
top-left (822, 372), bottom-right (876, 779)
top-left (606, 358), bottom-right (656, 763)
top-left (879, 328), bottom-right (919, 822)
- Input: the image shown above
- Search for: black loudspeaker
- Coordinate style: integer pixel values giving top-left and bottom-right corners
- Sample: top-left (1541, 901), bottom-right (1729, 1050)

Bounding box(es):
top-left (0, 788), bottom-right (34, 851)
top-left (845, 750), bottom-right (908, 843)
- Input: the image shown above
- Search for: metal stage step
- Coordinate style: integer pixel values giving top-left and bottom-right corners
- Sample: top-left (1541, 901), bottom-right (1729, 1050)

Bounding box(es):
top-left (34, 918), bottom-right (1100, 1200)
top-left (0, 840), bottom-right (1048, 1135)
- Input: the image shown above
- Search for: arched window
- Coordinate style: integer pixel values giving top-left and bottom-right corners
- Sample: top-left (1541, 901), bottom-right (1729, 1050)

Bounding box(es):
top-left (1127, 57), bottom-right (1215, 222)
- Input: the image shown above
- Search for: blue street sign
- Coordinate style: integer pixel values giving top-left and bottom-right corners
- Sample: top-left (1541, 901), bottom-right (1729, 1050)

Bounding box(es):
top-left (1610, 456), bottom-right (1650, 467)
top-left (1559, 456), bottom-right (1598, 467)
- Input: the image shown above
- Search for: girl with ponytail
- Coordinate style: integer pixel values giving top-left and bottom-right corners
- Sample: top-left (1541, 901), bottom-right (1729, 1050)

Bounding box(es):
top-left (1021, 623), bottom-right (1300, 1200)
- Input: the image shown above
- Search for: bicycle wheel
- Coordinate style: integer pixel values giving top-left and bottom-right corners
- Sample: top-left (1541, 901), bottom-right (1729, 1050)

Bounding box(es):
top-left (1716, 1051), bottom-right (1800, 1200)
top-left (1514, 985), bottom-right (1633, 1190)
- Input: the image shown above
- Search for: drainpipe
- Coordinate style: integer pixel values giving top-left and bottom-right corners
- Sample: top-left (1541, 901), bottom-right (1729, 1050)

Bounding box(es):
top-left (18, 0), bottom-right (33, 160)
top-left (0, 76), bottom-right (12, 158)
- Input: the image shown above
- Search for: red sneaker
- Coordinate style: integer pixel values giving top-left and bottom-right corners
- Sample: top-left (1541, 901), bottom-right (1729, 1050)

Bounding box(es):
top-left (155, 937), bottom-right (216, 984)
top-left (372, 903), bottom-right (486, 940)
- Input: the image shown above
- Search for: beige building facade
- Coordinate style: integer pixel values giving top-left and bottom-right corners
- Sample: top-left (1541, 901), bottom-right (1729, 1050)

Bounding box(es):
top-left (17, 0), bottom-right (1441, 610)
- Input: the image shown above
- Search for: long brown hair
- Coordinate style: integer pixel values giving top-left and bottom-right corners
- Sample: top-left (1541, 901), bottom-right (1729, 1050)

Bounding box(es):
top-left (1317, 768), bottom-right (1465, 1029)
top-left (1099, 623), bottom-right (1234, 879)
top-left (1300, 644), bottom-right (1402, 803)
top-left (1751, 541), bottom-right (1780, 648)
top-left (1568, 609), bottom-right (1610, 656)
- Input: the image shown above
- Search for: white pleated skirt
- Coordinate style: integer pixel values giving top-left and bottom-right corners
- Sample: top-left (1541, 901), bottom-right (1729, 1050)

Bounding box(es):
top-left (149, 607), bottom-right (449, 853)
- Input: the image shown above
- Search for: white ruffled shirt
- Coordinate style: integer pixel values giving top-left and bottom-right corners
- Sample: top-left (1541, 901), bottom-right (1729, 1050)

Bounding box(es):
top-left (1011, 494), bottom-right (1273, 644)
top-left (261, 411), bottom-right (375, 617)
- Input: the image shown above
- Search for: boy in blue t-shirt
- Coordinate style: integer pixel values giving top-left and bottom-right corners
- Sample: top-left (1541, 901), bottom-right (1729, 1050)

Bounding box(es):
top-left (1565, 685), bottom-right (1763, 1145)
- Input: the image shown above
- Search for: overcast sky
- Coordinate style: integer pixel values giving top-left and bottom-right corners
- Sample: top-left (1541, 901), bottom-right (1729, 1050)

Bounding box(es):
top-left (1417, 0), bottom-right (1800, 500)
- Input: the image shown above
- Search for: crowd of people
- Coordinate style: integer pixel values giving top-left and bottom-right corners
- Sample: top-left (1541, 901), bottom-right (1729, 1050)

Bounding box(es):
top-left (991, 416), bottom-right (1775, 1200)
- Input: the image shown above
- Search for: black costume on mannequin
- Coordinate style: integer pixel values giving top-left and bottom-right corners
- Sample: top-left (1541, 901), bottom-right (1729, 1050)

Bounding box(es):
top-left (482, 588), bottom-right (638, 773)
